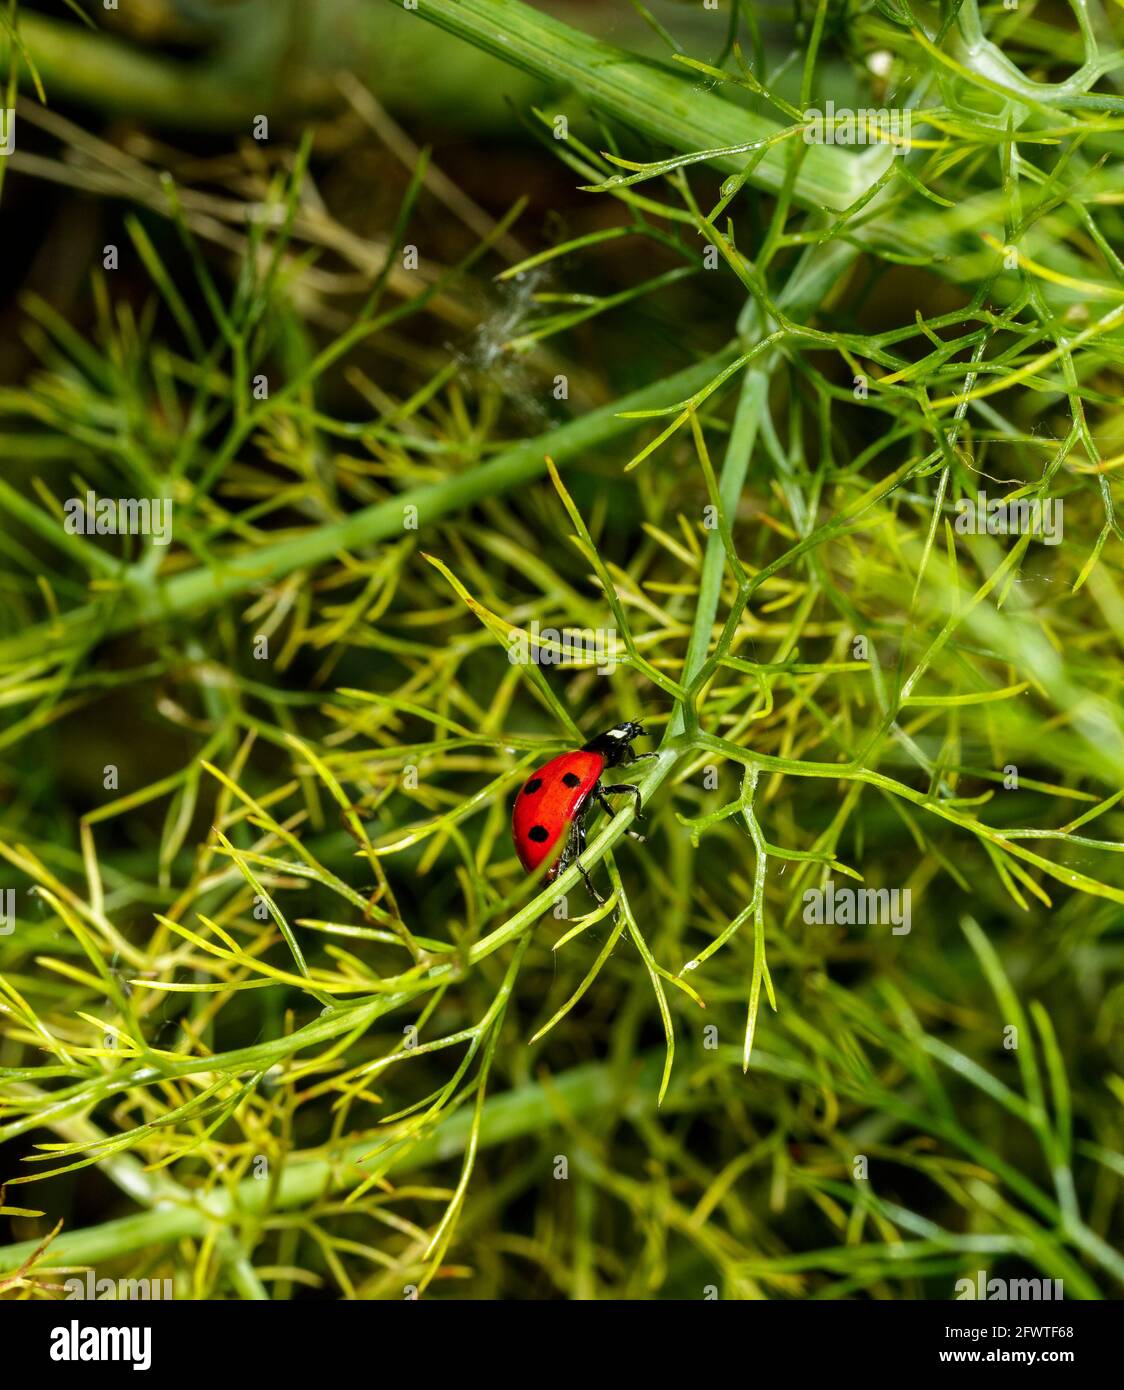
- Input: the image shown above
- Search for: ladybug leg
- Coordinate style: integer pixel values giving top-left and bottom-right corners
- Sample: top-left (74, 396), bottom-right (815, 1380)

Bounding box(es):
top-left (577, 859), bottom-right (603, 905)
top-left (568, 816), bottom-right (604, 904)
top-left (556, 836), bottom-right (574, 879)
top-left (594, 785), bottom-right (645, 843)
top-left (600, 782), bottom-right (645, 821)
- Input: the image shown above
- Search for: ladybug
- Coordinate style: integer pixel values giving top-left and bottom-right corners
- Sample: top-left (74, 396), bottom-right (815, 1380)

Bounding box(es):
top-left (511, 721), bottom-right (653, 901)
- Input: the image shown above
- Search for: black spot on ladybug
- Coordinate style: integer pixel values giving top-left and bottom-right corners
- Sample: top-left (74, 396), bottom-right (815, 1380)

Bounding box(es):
top-left (528, 825), bottom-right (550, 843)
top-left (523, 777), bottom-right (543, 795)
top-left (562, 772), bottom-right (582, 787)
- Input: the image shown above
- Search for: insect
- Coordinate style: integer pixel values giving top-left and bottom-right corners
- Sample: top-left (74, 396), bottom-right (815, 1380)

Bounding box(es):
top-left (511, 721), bottom-right (653, 902)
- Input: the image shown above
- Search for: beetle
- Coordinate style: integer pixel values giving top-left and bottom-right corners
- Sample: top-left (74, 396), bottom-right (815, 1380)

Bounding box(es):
top-left (511, 720), bottom-right (653, 902)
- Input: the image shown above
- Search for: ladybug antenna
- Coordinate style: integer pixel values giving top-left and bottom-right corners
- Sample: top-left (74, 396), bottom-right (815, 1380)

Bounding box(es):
top-left (627, 711), bottom-right (659, 738)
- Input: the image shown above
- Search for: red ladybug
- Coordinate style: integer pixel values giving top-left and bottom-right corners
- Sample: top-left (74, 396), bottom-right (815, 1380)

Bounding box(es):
top-left (511, 721), bottom-right (652, 901)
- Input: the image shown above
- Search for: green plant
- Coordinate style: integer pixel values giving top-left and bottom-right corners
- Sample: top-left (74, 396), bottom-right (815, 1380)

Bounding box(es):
top-left (1, 0), bottom-right (1122, 1300)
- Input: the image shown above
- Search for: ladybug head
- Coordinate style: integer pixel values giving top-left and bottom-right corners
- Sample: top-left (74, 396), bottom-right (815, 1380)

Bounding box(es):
top-left (582, 720), bottom-right (646, 768)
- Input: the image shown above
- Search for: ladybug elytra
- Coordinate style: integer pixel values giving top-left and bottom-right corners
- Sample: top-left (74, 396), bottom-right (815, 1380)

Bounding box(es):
top-left (511, 721), bottom-right (653, 902)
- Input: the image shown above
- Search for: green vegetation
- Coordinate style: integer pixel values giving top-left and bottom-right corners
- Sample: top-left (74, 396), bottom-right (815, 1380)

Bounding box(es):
top-left (0, 0), bottom-right (1122, 1300)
